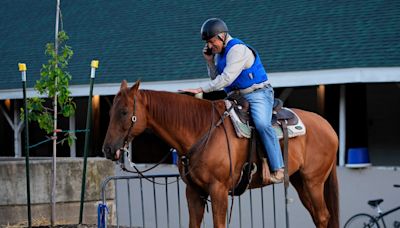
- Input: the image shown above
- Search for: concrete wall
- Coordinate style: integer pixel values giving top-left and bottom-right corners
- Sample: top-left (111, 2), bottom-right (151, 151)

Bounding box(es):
top-left (0, 157), bottom-right (115, 226)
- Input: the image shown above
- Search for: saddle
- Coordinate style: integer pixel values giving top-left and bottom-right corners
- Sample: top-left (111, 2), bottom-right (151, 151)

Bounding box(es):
top-left (271, 99), bottom-right (298, 125)
top-left (225, 92), bottom-right (301, 136)
top-left (225, 92), bottom-right (305, 194)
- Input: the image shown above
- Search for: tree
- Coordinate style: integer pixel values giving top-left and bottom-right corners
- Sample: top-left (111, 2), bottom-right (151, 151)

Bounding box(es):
top-left (25, 31), bottom-right (75, 145)
top-left (23, 30), bottom-right (74, 226)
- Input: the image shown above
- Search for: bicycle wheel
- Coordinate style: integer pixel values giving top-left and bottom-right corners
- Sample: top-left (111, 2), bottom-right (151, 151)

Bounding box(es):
top-left (344, 213), bottom-right (380, 228)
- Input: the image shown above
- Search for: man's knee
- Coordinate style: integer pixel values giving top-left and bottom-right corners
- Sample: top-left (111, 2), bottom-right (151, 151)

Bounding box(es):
top-left (255, 122), bottom-right (273, 132)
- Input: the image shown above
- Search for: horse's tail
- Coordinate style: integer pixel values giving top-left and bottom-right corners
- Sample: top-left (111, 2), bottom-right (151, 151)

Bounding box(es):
top-left (324, 163), bottom-right (339, 228)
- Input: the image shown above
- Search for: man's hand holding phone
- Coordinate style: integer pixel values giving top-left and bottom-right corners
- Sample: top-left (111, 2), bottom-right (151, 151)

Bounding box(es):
top-left (203, 44), bottom-right (214, 62)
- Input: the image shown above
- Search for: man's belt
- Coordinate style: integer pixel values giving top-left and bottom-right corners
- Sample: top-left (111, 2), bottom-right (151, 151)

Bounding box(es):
top-left (238, 82), bottom-right (271, 95)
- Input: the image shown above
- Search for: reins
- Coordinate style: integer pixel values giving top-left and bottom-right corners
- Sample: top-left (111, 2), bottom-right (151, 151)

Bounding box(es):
top-left (183, 101), bottom-right (217, 159)
top-left (116, 94), bottom-right (236, 223)
top-left (216, 109), bottom-right (236, 225)
top-left (181, 101), bottom-right (236, 222)
top-left (117, 95), bottom-right (225, 188)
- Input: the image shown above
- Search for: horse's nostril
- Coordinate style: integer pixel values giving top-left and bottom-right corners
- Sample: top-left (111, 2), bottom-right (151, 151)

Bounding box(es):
top-left (103, 146), bottom-right (112, 158)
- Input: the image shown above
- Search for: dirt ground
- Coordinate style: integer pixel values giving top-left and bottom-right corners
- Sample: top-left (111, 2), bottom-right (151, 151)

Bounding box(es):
top-left (35, 226), bottom-right (97, 228)
top-left (2, 225), bottom-right (96, 228)
top-left (3, 225), bottom-right (132, 228)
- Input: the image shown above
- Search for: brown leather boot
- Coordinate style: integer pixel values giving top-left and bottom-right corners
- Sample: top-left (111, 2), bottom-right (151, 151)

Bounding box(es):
top-left (261, 158), bottom-right (271, 185)
top-left (270, 168), bottom-right (284, 184)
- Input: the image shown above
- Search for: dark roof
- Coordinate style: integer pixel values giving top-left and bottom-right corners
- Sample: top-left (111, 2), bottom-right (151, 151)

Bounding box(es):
top-left (0, 0), bottom-right (399, 90)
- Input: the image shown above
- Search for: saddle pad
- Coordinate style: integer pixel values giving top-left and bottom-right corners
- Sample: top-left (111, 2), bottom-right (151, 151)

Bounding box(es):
top-left (225, 100), bottom-right (252, 138)
top-left (273, 108), bottom-right (306, 139)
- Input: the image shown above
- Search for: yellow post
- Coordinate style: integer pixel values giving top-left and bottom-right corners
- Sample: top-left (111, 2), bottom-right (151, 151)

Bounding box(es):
top-left (18, 63), bottom-right (27, 71)
top-left (91, 60), bottom-right (99, 69)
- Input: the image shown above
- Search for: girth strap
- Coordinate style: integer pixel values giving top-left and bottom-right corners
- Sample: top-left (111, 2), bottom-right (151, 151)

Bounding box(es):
top-left (181, 156), bottom-right (209, 203)
top-left (229, 128), bottom-right (257, 196)
top-left (281, 121), bottom-right (290, 228)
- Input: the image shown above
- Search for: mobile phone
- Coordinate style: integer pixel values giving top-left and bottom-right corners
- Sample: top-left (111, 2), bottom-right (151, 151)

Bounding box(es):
top-left (204, 47), bottom-right (213, 55)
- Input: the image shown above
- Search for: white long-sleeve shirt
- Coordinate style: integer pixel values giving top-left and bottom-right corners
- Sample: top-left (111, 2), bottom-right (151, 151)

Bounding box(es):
top-left (201, 35), bottom-right (256, 93)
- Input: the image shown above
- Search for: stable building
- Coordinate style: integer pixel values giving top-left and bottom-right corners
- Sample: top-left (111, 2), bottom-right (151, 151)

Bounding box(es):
top-left (0, 0), bottom-right (399, 167)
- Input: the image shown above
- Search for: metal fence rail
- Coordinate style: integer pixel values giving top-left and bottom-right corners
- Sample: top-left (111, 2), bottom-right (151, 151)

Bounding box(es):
top-left (100, 173), bottom-right (287, 228)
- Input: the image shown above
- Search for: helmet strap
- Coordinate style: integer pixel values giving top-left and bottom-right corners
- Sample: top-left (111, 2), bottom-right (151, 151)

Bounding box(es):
top-left (217, 33), bottom-right (228, 53)
top-left (217, 32), bottom-right (228, 45)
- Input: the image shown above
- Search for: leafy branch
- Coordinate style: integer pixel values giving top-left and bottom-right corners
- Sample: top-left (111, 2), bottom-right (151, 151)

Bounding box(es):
top-left (23, 31), bottom-right (76, 145)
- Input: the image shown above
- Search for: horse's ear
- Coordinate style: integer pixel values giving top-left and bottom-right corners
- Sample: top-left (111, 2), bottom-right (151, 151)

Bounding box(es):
top-left (130, 80), bottom-right (141, 93)
top-left (120, 80), bottom-right (128, 90)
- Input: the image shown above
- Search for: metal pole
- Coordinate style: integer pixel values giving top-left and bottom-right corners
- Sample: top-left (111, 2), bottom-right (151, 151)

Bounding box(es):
top-left (19, 63), bottom-right (31, 228)
top-left (284, 186), bottom-right (289, 228)
top-left (260, 188), bottom-right (265, 228)
top-left (79, 60), bottom-right (99, 224)
top-left (51, 1), bottom-right (60, 225)
top-left (339, 85), bottom-right (346, 166)
top-left (272, 184), bottom-right (276, 228)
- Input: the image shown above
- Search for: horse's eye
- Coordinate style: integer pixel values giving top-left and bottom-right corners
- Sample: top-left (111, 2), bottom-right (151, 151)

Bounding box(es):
top-left (121, 110), bottom-right (128, 116)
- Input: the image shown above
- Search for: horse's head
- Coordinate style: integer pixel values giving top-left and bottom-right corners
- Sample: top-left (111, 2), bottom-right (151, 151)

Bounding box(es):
top-left (102, 80), bottom-right (148, 161)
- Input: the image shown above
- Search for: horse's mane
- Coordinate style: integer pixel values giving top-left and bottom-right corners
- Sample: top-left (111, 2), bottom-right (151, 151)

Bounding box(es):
top-left (140, 90), bottom-right (217, 133)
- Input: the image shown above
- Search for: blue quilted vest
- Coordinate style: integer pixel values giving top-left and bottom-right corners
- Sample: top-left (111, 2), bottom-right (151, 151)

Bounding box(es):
top-left (216, 38), bottom-right (268, 93)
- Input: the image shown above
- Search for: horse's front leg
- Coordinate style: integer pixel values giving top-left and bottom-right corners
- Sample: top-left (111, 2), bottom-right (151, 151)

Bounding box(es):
top-left (209, 182), bottom-right (229, 228)
top-left (186, 185), bottom-right (206, 228)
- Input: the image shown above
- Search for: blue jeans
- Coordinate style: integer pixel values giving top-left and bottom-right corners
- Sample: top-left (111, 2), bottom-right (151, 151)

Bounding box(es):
top-left (243, 86), bottom-right (284, 171)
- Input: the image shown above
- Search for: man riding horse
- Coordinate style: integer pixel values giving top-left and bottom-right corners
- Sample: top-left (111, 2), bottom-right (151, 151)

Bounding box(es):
top-left (103, 18), bottom-right (339, 228)
top-left (182, 18), bottom-right (284, 183)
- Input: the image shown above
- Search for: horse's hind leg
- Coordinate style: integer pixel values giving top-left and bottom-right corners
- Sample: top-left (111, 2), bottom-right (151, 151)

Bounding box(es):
top-left (290, 171), bottom-right (315, 218)
top-left (186, 186), bottom-right (206, 228)
top-left (303, 179), bottom-right (330, 228)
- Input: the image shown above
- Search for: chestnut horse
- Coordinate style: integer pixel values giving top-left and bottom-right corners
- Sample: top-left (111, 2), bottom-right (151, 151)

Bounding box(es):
top-left (102, 80), bottom-right (339, 228)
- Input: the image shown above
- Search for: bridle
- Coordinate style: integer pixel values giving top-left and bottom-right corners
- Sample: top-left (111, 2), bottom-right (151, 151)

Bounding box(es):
top-left (117, 94), bottom-right (174, 184)
top-left (115, 93), bottom-right (234, 199)
top-left (117, 94), bottom-right (138, 169)
top-left (121, 95), bottom-right (137, 150)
